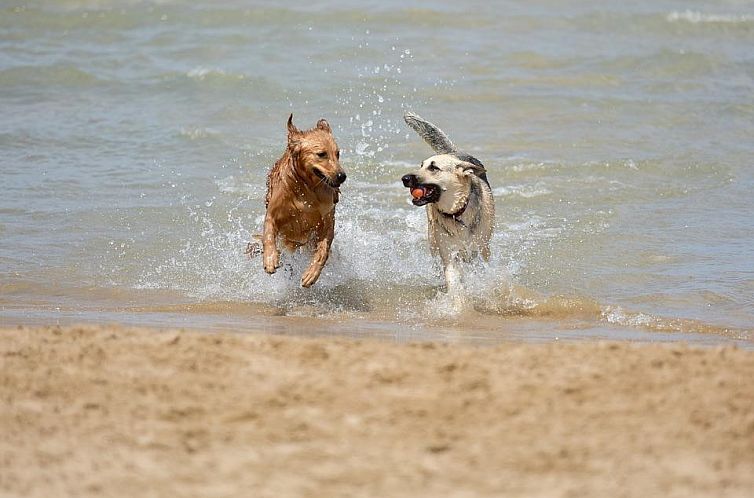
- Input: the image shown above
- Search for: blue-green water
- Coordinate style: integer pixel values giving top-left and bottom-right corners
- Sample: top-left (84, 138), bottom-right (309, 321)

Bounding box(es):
top-left (1, 1), bottom-right (753, 345)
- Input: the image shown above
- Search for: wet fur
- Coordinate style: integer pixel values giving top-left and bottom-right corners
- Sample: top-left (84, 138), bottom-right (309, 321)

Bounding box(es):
top-left (402, 113), bottom-right (495, 289)
top-left (256, 114), bottom-right (345, 287)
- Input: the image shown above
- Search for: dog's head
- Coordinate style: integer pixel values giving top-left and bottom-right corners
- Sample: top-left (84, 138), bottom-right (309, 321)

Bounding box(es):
top-left (287, 114), bottom-right (346, 189)
top-left (401, 154), bottom-right (486, 212)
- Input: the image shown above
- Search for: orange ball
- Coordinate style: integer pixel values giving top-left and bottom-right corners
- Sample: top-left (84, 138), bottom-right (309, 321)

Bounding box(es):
top-left (411, 187), bottom-right (425, 199)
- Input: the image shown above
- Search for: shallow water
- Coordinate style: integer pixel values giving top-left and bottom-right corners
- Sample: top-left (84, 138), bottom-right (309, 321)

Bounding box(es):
top-left (1, 1), bottom-right (753, 346)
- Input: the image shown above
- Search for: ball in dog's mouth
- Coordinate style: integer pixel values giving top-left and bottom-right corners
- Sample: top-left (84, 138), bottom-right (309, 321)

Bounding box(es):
top-left (409, 184), bottom-right (438, 206)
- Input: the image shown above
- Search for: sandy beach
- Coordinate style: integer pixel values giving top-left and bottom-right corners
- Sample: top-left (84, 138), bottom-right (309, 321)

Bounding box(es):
top-left (1, 324), bottom-right (752, 498)
top-left (3, 2), bottom-right (754, 497)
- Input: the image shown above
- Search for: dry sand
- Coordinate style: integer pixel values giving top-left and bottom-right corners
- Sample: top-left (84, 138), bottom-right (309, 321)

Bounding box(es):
top-left (1, 324), bottom-right (752, 498)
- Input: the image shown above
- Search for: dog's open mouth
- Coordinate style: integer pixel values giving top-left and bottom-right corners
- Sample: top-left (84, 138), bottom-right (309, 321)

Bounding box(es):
top-left (408, 183), bottom-right (440, 206)
top-left (313, 168), bottom-right (338, 189)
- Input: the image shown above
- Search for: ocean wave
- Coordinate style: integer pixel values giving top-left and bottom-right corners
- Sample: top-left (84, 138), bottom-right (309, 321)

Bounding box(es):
top-left (186, 66), bottom-right (244, 81)
top-left (0, 64), bottom-right (102, 87)
top-left (163, 67), bottom-right (284, 97)
top-left (596, 49), bottom-right (722, 79)
top-left (213, 175), bottom-right (264, 198)
top-left (178, 126), bottom-right (221, 141)
top-left (508, 161), bottom-right (559, 174)
top-left (380, 159), bottom-right (416, 169)
top-left (493, 183), bottom-right (552, 199)
top-left (667, 10), bottom-right (754, 24)
top-left (601, 306), bottom-right (750, 340)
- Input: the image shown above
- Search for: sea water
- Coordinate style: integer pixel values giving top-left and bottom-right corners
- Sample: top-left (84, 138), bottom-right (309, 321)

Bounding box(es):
top-left (1, 1), bottom-right (752, 345)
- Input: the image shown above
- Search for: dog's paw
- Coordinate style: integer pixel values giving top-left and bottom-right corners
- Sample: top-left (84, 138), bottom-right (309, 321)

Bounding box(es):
top-left (300, 266), bottom-right (322, 288)
top-left (263, 250), bottom-right (280, 274)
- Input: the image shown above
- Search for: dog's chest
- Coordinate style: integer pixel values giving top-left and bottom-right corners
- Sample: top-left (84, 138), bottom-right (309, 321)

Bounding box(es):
top-left (275, 201), bottom-right (332, 248)
top-left (427, 205), bottom-right (483, 252)
top-left (292, 193), bottom-right (334, 218)
top-left (432, 218), bottom-right (476, 246)
top-left (277, 195), bottom-right (332, 235)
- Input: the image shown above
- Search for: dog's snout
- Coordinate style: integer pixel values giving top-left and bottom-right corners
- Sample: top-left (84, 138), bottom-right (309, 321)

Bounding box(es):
top-left (335, 171), bottom-right (347, 186)
top-left (402, 174), bottom-right (417, 187)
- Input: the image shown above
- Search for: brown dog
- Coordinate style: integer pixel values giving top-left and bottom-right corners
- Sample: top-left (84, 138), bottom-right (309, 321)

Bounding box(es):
top-left (254, 114), bottom-right (346, 287)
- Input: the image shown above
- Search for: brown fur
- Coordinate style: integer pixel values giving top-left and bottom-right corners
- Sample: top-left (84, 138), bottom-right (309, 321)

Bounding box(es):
top-left (255, 114), bottom-right (346, 287)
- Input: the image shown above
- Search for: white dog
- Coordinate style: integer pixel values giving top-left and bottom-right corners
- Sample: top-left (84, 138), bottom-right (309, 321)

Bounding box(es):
top-left (401, 112), bottom-right (495, 290)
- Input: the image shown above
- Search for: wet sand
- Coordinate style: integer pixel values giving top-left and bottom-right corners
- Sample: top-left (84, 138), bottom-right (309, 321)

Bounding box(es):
top-left (1, 324), bottom-right (753, 498)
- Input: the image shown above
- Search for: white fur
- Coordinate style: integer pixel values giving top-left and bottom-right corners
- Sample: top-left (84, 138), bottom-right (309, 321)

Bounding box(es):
top-left (412, 153), bottom-right (495, 290)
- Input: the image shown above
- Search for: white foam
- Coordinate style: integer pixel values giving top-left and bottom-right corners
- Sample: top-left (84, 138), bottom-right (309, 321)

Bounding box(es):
top-left (602, 306), bottom-right (655, 328)
top-left (494, 183), bottom-right (552, 199)
top-left (186, 66), bottom-right (245, 81)
top-left (187, 66), bottom-right (225, 79)
top-left (214, 176), bottom-right (264, 198)
top-left (132, 178), bottom-right (531, 322)
top-left (667, 10), bottom-right (754, 24)
top-left (179, 127), bottom-right (220, 141)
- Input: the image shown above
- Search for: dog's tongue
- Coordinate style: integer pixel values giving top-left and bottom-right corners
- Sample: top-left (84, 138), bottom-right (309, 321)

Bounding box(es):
top-left (411, 187), bottom-right (426, 200)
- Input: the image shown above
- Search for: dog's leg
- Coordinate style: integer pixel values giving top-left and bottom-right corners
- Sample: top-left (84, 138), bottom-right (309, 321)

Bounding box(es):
top-left (262, 215), bottom-right (280, 274)
top-left (301, 215), bottom-right (334, 288)
top-left (441, 257), bottom-right (467, 313)
top-left (443, 259), bottom-right (464, 293)
top-left (300, 237), bottom-right (329, 288)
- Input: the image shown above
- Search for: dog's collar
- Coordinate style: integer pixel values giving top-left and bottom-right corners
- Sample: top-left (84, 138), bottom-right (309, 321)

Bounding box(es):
top-left (438, 180), bottom-right (481, 227)
top-left (439, 196), bottom-right (470, 225)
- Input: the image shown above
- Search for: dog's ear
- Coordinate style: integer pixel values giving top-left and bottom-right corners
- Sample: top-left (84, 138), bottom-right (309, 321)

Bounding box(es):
top-left (316, 118), bottom-right (331, 133)
top-left (456, 161), bottom-right (486, 177)
top-left (287, 113), bottom-right (301, 137)
top-left (287, 114), bottom-right (302, 148)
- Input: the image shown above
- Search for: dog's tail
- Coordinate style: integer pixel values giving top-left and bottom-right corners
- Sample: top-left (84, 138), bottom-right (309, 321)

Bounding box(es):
top-left (403, 112), bottom-right (457, 154)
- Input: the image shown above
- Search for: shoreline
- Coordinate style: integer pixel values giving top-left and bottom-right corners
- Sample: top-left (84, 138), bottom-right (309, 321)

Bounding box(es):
top-left (1, 297), bottom-right (751, 349)
top-left (2, 323), bottom-right (753, 497)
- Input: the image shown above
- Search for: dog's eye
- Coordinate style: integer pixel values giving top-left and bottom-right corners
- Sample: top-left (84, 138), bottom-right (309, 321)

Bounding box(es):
top-left (427, 163), bottom-right (440, 172)
top-left (317, 151), bottom-right (327, 159)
